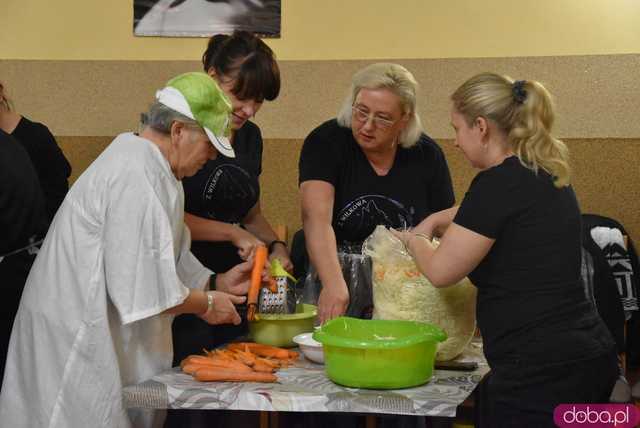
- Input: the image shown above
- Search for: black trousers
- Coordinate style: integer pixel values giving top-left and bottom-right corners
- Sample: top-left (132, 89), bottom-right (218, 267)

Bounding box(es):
top-left (474, 351), bottom-right (618, 428)
top-left (0, 252), bottom-right (36, 388)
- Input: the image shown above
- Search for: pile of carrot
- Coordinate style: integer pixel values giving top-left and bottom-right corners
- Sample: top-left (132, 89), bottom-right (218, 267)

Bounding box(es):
top-left (180, 342), bottom-right (299, 383)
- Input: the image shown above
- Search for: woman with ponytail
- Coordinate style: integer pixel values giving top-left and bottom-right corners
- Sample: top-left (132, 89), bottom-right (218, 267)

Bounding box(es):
top-left (393, 73), bottom-right (617, 427)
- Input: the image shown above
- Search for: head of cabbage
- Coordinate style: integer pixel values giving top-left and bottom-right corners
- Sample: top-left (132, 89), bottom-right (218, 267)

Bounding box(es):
top-left (362, 226), bottom-right (477, 361)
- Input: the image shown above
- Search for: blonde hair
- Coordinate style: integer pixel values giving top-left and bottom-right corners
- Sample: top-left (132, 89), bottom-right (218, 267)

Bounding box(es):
top-left (336, 63), bottom-right (424, 148)
top-left (451, 72), bottom-right (570, 187)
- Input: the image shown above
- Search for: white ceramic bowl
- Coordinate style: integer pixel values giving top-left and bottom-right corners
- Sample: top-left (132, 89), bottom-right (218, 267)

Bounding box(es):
top-left (292, 332), bottom-right (325, 364)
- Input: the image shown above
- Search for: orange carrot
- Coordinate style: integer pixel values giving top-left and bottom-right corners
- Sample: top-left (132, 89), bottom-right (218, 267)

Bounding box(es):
top-left (182, 363), bottom-right (214, 375)
top-left (268, 277), bottom-right (278, 293)
top-left (231, 349), bottom-right (257, 367)
top-left (252, 360), bottom-right (276, 373)
top-left (181, 355), bottom-right (253, 372)
top-left (194, 367), bottom-right (277, 383)
top-left (255, 357), bottom-right (279, 368)
top-left (247, 245), bottom-right (268, 321)
top-left (180, 355), bottom-right (216, 368)
top-left (213, 349), bottom-right (236, 361)
top-left (228, 342), bottom-right (291, 359)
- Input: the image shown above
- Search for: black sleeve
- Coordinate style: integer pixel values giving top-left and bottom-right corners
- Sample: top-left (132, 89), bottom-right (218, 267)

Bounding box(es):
top-left (0, 131), bottom-right (46, 253)
top-left (255, 126), bottom-right (264, 177)
top-left (238, 121), bottom-right (263, 177)
top-left (298, 121), bottom-right (342, 186)
top-left (14, 121), bottom-right (71, 222)
top-left (454, 170), bottom-right (515, 239)
top-left (425, 138), bottom-right (455, 211)
top-left (38, 126), bottom-right (70, 221)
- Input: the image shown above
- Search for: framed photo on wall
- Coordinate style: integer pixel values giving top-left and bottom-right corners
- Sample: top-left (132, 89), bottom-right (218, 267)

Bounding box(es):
top-left (134, 0), bottom-right (281, 37)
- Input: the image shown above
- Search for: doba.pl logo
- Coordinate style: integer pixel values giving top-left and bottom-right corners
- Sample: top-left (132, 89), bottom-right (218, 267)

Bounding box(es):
top-left (554, 404), bottom-right (640, 427)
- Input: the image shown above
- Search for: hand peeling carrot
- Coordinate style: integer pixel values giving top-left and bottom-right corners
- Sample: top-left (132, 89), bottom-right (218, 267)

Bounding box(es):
top-left (247, 245), bottom-right (268, 321)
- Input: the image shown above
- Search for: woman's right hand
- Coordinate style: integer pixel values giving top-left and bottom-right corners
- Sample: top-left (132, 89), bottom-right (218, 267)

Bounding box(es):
top-left (412, 207), bottom-right (459, 239)
top-left (411, 215), bottom-right (438, 238)
top-left (231, 226), bottom-right (264, 261)
top-left (199, 291), bottom-right (246, 325)
top-left (317, 281), bottom-right (350, 325)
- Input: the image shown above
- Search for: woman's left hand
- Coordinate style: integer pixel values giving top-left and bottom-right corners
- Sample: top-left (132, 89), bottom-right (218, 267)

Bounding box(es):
top-left (268, 244), bottom-right (294, 273)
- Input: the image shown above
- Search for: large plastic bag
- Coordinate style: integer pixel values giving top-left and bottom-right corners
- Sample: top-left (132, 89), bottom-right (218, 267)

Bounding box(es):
top-left (300, 246), bottom-right (373, 320)
top-left (362, 226), bottom-right (477, 361)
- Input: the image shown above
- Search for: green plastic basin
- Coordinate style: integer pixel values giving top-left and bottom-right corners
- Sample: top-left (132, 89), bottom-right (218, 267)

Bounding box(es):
top-left (313, 317), bottom-right (446, 389)
top-left (248, 304), bottom-right (317, 348)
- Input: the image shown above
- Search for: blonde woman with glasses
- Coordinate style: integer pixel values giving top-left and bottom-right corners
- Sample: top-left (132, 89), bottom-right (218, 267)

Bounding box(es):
top-left (298, 63), bottom-right (454, 324)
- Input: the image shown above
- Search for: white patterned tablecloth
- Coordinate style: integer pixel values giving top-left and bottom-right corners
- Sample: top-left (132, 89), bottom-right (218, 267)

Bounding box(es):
top-left (123, 343), bottom-right (488, 418)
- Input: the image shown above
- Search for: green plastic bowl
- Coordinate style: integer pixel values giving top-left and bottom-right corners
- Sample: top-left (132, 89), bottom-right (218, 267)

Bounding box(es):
top-left (313, 317), bottom-right (446, 389)
top-left (248, 304), bottom-right (317, 348)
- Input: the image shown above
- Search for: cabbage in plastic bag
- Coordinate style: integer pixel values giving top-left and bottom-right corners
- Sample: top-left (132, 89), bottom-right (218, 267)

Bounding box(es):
top-left (362, 225), bottom-right (477, 361)
top-left (299, 250), bottom-right (373, 320)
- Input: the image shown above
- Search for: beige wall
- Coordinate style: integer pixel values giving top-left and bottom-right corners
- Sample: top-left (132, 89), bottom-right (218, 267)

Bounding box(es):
top-left (56, 135), bottom-right (640, 244)
top-left (2, 0), bottom-right (639, 242)
top-left (2, 55), bottom-right (639, 140)
top-left (1, 0), bottom-right (639, 60)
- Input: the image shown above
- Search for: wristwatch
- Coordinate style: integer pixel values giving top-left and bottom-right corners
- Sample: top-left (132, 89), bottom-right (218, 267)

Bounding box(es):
top-left (268, 240), bottom-right (287, 253)
top-left (210, 272), bottom-right (218, 290)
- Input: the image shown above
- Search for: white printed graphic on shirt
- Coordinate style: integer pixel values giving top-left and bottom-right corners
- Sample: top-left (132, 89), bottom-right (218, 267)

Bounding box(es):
top-left (202, 163), bottom-right (258, 223)
top-left (335, 195), bottom-right (413, 241)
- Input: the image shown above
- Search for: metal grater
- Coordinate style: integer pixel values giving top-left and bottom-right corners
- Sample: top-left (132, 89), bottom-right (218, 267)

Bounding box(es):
top-left (258, 276), bottom-right (296, 314)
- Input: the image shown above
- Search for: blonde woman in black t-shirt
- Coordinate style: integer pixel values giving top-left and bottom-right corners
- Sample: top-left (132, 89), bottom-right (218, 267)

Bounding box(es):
top-left (299, 63), bottom-right (454, 324)
top-left (393, 73), bottom-right (617, 427)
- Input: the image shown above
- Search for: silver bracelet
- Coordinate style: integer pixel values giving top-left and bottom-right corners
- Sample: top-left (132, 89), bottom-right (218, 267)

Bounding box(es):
top-left (405, 233), bottom-right (432, 254)
top-left (413, 233), bottom-right (432, 242)
top-left (205, 293), bottom-right (214, 314)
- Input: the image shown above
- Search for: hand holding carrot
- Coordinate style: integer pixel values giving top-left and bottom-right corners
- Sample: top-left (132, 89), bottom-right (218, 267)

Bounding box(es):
top-left (231, 226), bottom-right (265, 261)
top-left (216, 260), bottom-right (253, 296)
top-left (198, 291), bottom-right (246, 325)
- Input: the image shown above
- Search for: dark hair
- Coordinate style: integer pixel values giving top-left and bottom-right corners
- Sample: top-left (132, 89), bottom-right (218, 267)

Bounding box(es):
top-left (202, 30), bottom-right (280, 103)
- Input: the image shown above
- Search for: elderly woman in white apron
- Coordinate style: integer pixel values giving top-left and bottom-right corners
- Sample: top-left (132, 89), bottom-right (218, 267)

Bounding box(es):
top-left (0, 72), bottom-right (255, 428)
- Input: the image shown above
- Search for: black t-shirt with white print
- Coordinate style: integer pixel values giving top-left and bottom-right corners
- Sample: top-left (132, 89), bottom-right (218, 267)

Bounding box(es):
top-left (182, 120), bottom-right (262, 272)
top-left (299, 119), bottom-right (455, 247)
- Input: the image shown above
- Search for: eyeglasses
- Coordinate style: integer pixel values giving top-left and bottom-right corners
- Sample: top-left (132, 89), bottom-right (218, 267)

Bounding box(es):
top-left (351, 105), bottom-right (396, 130)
